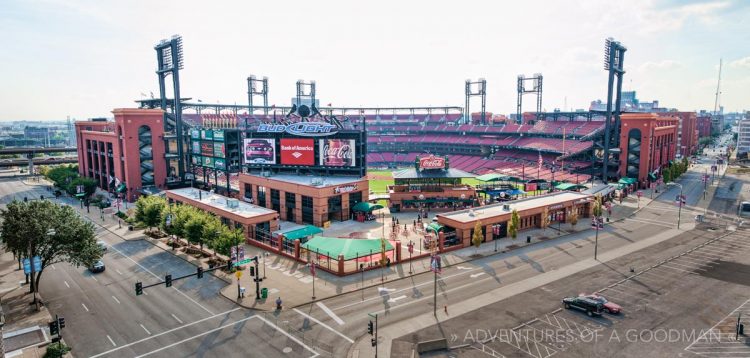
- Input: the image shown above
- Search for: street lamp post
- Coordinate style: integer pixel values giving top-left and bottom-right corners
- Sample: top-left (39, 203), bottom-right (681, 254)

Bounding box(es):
top-left (667, 182), bottom-right (684, 230)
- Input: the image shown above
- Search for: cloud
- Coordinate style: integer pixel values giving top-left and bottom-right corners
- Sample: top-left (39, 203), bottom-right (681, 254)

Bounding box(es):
top-left (632, 0), bottom-right (731, 34)
top-left (729, 56), bottom-right (750, 69)
top-left (638, 60), bottom-right (683, 72)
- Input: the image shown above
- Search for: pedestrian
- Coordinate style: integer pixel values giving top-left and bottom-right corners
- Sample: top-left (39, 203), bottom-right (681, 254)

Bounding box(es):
top-left (444, 305), bottom-right (448, 315)
top-left (396, 218), bottom-right (399, 225)
top-left (413, 219), bottom-right (416, 227)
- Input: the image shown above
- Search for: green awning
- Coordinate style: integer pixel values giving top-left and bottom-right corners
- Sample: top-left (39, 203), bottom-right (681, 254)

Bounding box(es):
top-left (116, 183), bottom-right (127, 193)
top-left (425, 222), bottom-right (444, 233)
top-left (618, 177), bottom-right (638, 185)
top-left (301, 237), bottom-right (394, 260)
top-left (74, 193), bottom-right (86, 198)
top-left (352, 202), bottom-right (384, 213)
top-left (282, 225), bottom-right (323, 241)
top-left (555, 183), bottom-right (588, 191)
top-left (475, 173), bottom-right (504, 182)
top-left (648, 172), bottom-right (657, 181)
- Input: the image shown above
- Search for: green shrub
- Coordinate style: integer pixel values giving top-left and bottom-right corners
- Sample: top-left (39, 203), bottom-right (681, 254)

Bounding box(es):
top-left (44, 342), bottom-right (71, 358)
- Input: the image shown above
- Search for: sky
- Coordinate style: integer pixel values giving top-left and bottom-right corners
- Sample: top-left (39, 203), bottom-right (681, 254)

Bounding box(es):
top-left (1, 0), bottom-right (749, 121)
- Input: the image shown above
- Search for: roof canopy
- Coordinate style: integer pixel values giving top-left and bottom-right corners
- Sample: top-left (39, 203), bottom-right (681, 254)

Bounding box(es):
top-left (392, 167), bottom-right (475, 180)
top-left (301, 237), bottom-right (394, 260)
top-left (352, 202), bottom-right (384, 213)
top-left (476, 173), bottom-right (504, 182)
top-left (555, 183), bottom-right (588, 191)
top-left (618, 177), bottom-right (638, 185)
top-left (281, 225), bottom-right (323, 241)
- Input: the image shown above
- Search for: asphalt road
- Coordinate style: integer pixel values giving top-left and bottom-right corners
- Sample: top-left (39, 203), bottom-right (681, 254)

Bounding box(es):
top-left (0, 178), bottom-right (317, 358)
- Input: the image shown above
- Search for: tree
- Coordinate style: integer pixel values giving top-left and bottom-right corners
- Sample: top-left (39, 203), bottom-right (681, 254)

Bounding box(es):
top-left (592, 194), bottom-right (603, 218)
top-left (66, 176), bottom-right (97, 197)
top-left (472, 221), bottom-right (483, 254)
top-left (0, 200), bottom-right (99, 306)
top-left (568, 207), bottom-right (579, 228)
top-left (201, 215), bottom-right (223, 252)
top-left (508, 209), bottom-right (520, 240)
top-left (184, 214), bottom-right (207, 250)
top-left (212, 228), bottom-right (244, 257)
top-left (540, 207), bottom-right (551, 233)
top-left (135, 196), bottom-right (166, 233)
top-left (663, 167), bottom-right (672, 183)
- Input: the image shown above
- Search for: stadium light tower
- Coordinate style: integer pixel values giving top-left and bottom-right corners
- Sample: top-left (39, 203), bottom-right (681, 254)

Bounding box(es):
top-left (600, 37), bottom-right (627, 183)
top-left (516, 73), bottom-right (543, 124)
top-left (465, 78), bottom-right (487, 125)
top-left (247, 75), bottom-right (269, 115)
top-left (154, 35), bottom-right (186, 183)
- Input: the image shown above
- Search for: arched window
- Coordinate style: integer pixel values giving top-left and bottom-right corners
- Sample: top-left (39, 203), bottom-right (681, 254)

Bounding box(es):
top-left (626, 128), bottom-right (642, 179)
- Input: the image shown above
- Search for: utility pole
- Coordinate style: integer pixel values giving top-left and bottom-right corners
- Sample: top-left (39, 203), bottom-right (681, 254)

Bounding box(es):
top-left (368, 313), bottom-right (379, 358)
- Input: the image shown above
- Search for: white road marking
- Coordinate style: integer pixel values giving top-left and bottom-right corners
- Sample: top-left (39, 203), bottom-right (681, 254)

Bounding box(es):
top-left (88, 308), bottom-right (242, 358)
top-left (315, 301), bottom-right (345, 325)
top-left (171, 314), bottom-right (183, 324)
top-left (112, 295), bottom-right (121, 304)
top-left (470, 272), bottom-right (486, 278)
top-left (64, 281), bottom-right (70, 288)
top-left (82, 303), bottom-right (89, 312)
top-left (140, 324), bottom-right (151, 335)
top-left (456, 266), bottom-right (473, 270)
top-left (293, 308), bottom-right (354, 344)
top-left (106, 243), bottom-right (214, 315)
top-left (116, 269), bottom-right (123, 275)
top-left (107, 335), bottom-right (116, 347)
top-left (91, 276), bottom-right (98, 282)
top-left (387, 295), bottom-right (407, 303)
top-left (51, 265), bottom-right (56, 270)
top-left (377, 287), bottom-right (396, 293)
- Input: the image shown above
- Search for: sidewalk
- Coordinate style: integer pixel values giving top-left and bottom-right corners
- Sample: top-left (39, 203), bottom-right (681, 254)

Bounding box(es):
top-left (0, 250), bottom-right (56, 358)
top-left (220, 189), bottom-right (652, 312)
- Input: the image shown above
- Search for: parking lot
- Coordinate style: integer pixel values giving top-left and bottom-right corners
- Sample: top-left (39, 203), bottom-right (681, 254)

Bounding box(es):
top-left (417, 214), bottom-right (750, 358)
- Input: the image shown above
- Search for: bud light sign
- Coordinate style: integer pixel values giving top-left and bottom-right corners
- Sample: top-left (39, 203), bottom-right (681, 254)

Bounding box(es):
top-left (319, 139), bottom-right (355, 167)
top-left (418, 155), bottom-right (445, 170)
top-left (258, 122), bottom-right (338, 137)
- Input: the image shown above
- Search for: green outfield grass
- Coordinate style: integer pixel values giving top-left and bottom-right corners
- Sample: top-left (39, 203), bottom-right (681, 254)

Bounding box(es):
top-left (367, 168), bottom-right (484, 194)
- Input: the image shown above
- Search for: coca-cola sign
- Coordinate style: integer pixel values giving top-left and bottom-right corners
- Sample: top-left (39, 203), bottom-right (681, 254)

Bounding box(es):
top-left (419, 155), bottom-right (445, 170)
top-left (319, 139), bottom-right (356, 167)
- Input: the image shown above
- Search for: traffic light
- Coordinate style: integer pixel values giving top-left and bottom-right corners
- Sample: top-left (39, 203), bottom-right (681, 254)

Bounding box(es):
top-left (197, 267), bottom-right (203, 279)
top-left (23, 196), bottom-right (28, 202)
top-left (367, 321), bottom-right (374, 335)
top-left (49, 320), bottom-right (59, 336)
top-left (371, 338), bottom-right (376, 347)
top-left (226, 261), bottom-right (233, 271)
top-left (249, 266), bottom-right (255, 277)
top-left (58, 317), bottom-right (66, 329)
top-left (135, 282), bottom-right (143, 296)
top-left (165, 274), bottom-right (172, 287)
top-left (40, 195), bottom-right (44, 200)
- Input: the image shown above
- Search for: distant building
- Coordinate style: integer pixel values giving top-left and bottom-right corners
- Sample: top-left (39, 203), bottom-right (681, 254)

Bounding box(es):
top-left (659, 112), bottom-right (698, 158)
top-left (737, 118), bottom-right (750, 155)
top-left (23, 126), bottom-right (50, 145)
top-left (590, 91), bottom-right (669, 113)
top-left (696, 114), bottom-right (712, 138)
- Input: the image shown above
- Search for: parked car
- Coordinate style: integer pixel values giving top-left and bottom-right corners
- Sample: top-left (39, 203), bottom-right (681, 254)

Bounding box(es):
top-left (89, 260), bottom-right (105, 273)
top-left (578, 293), bottom-right (621, 314)
top-left (97, 240), bottom-right (107, 253)
top-left (562, 296), bottom-right (603, 317)
top-left (245, 140), bottom-right (274, 162)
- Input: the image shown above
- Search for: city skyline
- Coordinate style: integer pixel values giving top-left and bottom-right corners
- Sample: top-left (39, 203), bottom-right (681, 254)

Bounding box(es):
top-left (1, 0), bottom-right (748, 121)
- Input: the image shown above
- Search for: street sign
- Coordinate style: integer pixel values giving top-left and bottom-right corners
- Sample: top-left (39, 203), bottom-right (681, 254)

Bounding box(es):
top-left (234, 258), bottom-right (253, 267)
top-left (22, 256), bottom-right (42, 274)
top-left (711, 165), bottom-right (717, 172)
top-left (235, 271), bottom-right (242, 279)
top-left (637, 191), bottom-right (642, 198)
top-left (430, 255), bottom-right (442, 274)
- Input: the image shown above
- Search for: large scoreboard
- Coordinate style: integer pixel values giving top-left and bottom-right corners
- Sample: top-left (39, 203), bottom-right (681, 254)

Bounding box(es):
top-left (243, 116), bottom-right (367, 177)
top-left (190, 128), bottom-right (241, 192)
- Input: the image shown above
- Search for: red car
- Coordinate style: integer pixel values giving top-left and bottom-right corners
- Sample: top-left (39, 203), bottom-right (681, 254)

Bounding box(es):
top-left (579, 293), bottom-right (621, 314)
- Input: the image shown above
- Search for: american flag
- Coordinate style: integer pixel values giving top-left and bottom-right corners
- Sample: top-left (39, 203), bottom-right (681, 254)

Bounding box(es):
top-left (537, 152), bottom-right (543, 170)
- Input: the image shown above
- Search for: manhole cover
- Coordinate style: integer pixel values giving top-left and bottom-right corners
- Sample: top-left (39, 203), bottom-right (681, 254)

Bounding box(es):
top-left (282, 347), bottom-right (293, 353)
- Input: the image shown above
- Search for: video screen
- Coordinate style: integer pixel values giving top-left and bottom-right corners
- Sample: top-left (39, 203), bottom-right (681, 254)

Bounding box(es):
top-left (280, 138), bottom-right (315, 165)
top-left (319, 139), bottom-right (356, 167)
top-left (244, 138), bottom-right (276, 164)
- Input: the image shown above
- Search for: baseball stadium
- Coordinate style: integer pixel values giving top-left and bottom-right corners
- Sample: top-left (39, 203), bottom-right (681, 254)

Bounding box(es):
top-left (73, 36), bottom-right (677, 275)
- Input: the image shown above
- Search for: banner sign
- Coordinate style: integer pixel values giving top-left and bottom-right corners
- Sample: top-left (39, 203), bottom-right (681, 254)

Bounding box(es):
top-left (191, 129), bottom-right (200, 139)
top-left (202, 156), bottom-right (214, 168)
top-left (201, 142), bottom-right (214, 156)
top-left (213, 130), bottom-right (225, 141)
top-left (280, 138), bottom-right (315, 165)
top-left (214, 158), bottom-right (226, 170)
top-left (213, 142), bottom-right (225, 158)
top-left (192, 155), bottom-right (201, 165)
top-left (319, 139), bottom-right (355, 167)
top-left (244, 138), bottom-right (276, 164)
top-left (258, 122), bottom-right (338, 137)
top-left (333, 184), bottom-right (357, 194)
top-left (201, 129), bottom-right (213, 140)
top-left (418, 155), bottom-right (445, 170)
